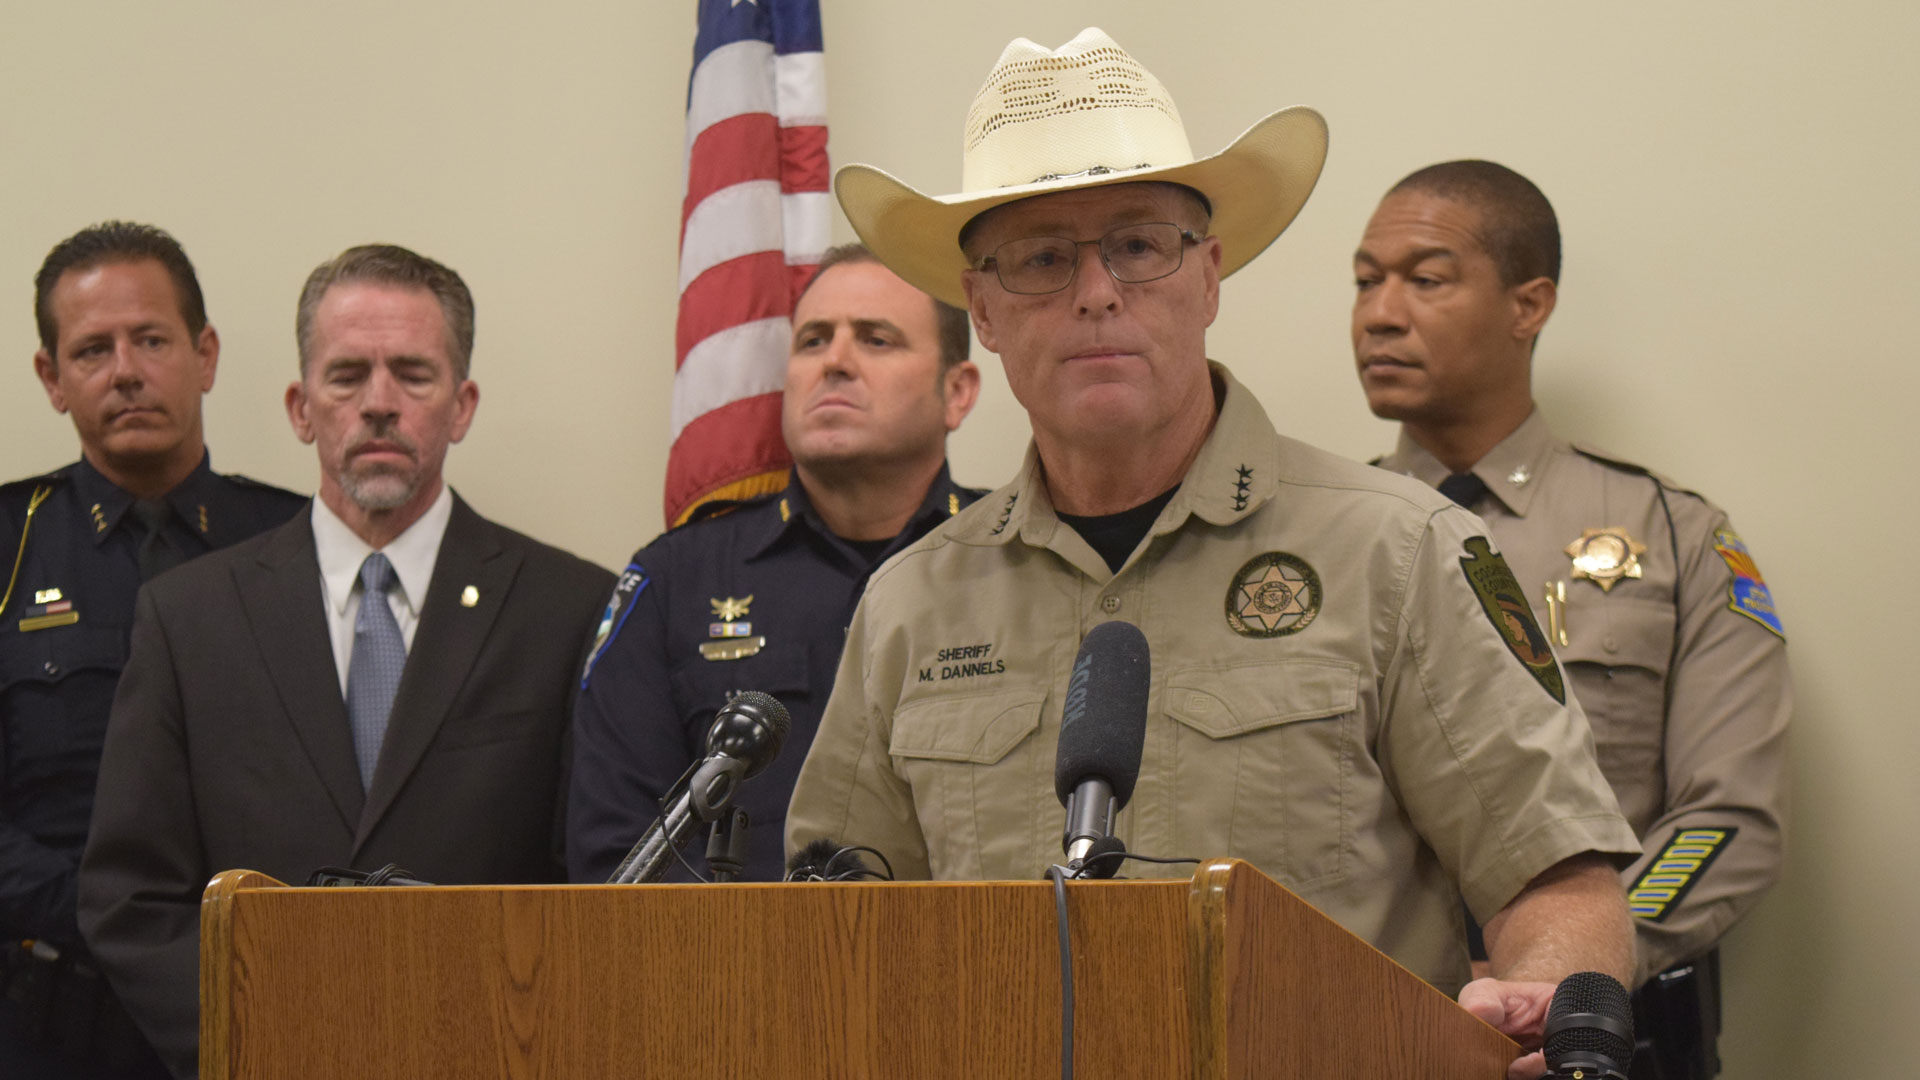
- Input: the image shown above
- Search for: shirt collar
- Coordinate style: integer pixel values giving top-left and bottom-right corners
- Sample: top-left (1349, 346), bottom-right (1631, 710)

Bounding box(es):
top-left (311, 484), bottom-right (454, 616)
top-left (744, 461), bottom-right (967, 561)
top-left (958, 361), bottom-right (1282, 550)
top-left (72, 451), bottom-right (217, 546)
top-left (1378, 408), bottom-right (1560, 517)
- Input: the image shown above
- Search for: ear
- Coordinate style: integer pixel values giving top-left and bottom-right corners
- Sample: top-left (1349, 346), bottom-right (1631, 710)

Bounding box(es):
top-left (961, 271), bottom-right (1000, 355)
top-left (1198, 235), bottom-right (1223, 328)
top-left (1509, 276), bottom-right (1557, 342)
top-left (33, 349), bottom-right (67, 413)
top-left (284, 380), bottom-right (316, 444)
top-left (448, 380), bottom-right (480, 444)
top-left (195, 323), bottom-right (221, 393)
top-left (941, 361), bottom-right (981, 432)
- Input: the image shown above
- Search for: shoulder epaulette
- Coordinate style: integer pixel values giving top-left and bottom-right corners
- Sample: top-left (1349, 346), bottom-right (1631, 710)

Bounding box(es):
top-left (1571, 442), bottom-right (1707, 502)
top-left (220, 472), bottom-right (307, 498)
top-left (1, 467), bottom-right (71, 502)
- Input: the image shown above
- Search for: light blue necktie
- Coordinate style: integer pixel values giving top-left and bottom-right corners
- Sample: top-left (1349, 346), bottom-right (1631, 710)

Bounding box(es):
top-left (346, 553), bottom-right (406, 790)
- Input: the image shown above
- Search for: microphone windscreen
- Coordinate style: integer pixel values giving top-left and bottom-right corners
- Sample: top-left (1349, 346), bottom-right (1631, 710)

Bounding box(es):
top-left (1542, 970), bottom-right (1634, 1069)
top-left (1053, 620), bottom-right (1151, 809)
top-left (786, 837), bottom-right (843, 880)
top-left (708, 691), bottom-right (792, 776)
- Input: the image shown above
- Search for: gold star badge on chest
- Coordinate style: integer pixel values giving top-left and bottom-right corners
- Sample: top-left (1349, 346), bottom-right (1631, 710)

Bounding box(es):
top-left (711, 595), bottom-right (752, 622)
top-left (1565, 527), bottom-right (1647, 592)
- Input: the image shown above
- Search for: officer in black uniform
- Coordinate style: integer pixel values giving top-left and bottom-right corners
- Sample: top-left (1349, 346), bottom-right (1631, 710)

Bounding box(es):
top-left (1, 222), bottom-right (306, 1078)
top-left (569, 244), bottom-right (984, 883)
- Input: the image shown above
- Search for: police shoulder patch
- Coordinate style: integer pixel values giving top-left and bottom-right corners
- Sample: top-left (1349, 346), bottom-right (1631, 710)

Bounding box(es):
top-left (1628, 827), bottom-right (1738, 921)
top-left (1711, 529), bottom-right (1784, 639)
top-left (580, 562), bottom-right (650, 689)
top-left (1458, 536), bottom-right (1565, 703)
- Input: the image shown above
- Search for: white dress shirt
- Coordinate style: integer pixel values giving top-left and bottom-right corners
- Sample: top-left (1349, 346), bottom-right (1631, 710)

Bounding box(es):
top-left (310, 485), bottom-right (454, 698)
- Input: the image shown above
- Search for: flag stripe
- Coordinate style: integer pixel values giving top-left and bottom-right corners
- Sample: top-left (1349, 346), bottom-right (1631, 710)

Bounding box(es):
top-left (681, 117), bottom-right (827, 231)
top-left (664, 393), bottom-right (791, 524)
top-left (679, 187), bottom-right (831, 295)
top-left (672, 316), bottom-right (791, 438)
top-left (676, 250), bottom-right (793, 369)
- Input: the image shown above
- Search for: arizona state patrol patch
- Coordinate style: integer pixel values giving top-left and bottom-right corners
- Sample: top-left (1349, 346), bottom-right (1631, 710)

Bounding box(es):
top-left (1459, 537), bottom-right (1565, 703)
top-left (1225, 552), bottom-right (1320, 637)
top-left (1712, 529), bottom-right (1784, 639)
top-left (580, 563), bottom-right (649, 689)
top-left (1628, 827), bottom-right (1738, 921)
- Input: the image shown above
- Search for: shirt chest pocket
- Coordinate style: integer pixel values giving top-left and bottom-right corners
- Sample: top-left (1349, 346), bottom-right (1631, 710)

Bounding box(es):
top-left (889, 688), bottom-right (1047, 879)
top-left (0, 620), bottom-right (127, 691)
top-left (674, 639), bottom-right (815, 738)
top-left (1555, 597), bottom-right (1673, 791)
top-left (1162, 658), bottom-right (1360, 892)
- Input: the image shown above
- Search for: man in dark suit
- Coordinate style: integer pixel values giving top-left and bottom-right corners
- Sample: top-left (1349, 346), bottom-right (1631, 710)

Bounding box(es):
top-left (76, 244), bottom-right (613, 1078)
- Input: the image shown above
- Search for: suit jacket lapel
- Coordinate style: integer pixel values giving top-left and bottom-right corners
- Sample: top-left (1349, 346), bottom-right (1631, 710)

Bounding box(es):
top-left (235, 508), bottom-right (365, 833)
top-left (354, 495), bottom-right (519, 851)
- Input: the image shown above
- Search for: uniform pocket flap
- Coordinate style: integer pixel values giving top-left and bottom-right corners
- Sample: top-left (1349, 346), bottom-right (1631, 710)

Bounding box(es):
top-left (1555, 597), bottom-right (1674, 677)
top-left (891, 689), bottom-right (1046, 765)
top-left (0, 621), bottom-right (126, 688)
top-left (1166, 658), bottom-right (1359, 738)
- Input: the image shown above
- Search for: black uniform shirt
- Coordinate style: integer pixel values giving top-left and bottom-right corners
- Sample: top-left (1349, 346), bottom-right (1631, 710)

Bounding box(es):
top-left (0, 456), bottom-right (305, 947)
top-left (568, 465), bottom-right (981, 883)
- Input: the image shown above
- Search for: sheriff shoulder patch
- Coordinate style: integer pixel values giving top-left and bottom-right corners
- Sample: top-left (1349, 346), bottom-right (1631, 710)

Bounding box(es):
top-left (580, 563), bottom-right (649, 689)
top-left (1459, 536), bottom-right (1565, 703)
top-left (1628, 827), bottom-right (1738, 921)
top-left (1712, 529), bottom-right (1784, 639)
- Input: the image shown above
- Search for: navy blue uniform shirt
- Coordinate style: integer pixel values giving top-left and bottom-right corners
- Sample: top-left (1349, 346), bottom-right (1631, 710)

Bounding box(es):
top-left (569, 465), bottom-right (980, 883)
top-left (0, 456), bottom-right (305, 948)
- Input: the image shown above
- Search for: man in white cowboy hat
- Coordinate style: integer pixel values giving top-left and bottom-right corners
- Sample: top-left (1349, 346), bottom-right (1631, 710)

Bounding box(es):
top-left (786, 29), bottom-right (1639, 1075)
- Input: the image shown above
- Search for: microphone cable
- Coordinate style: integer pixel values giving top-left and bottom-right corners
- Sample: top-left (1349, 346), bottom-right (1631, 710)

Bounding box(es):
top-left (1047, 849), bottom-right (1203, 1079)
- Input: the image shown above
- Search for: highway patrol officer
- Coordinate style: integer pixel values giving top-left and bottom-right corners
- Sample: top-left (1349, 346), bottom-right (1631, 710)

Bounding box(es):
top-left (1354, 160), bottom-right (1790, 1079)
top-left (1, 223), bottom-right (305, 1078)
top-left (568, 245), bottom-right (982, 883)
top-left (786, 31), bottom-right (1640, 1080)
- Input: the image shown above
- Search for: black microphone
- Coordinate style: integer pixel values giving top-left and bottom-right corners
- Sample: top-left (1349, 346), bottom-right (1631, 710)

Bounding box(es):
top-left (1543, 971), bottom-right (1635, 1079)
top-left (1053, 621), bottom-right (1150, 878)
top-left (608, 691), bottom-right (791, 884)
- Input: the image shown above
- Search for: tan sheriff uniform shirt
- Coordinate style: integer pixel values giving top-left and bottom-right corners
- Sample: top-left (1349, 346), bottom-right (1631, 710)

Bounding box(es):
top-left (1381, 410), bottom-right (1789, 979)
top-left (788, 364), bottom-right (1638, 996)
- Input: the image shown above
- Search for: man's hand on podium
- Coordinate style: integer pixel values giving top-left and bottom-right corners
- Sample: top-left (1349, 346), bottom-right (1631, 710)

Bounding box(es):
top-left (1459, 976), bottom-right (1551, 1079)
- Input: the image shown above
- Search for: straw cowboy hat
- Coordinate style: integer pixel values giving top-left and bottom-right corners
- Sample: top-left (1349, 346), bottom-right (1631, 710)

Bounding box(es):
top-left (834, 27), bottom-right (1329, 309)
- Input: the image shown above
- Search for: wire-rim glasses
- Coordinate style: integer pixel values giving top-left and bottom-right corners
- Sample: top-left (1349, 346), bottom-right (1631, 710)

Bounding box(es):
top-left (976, 222), bottom-right (1203, 295)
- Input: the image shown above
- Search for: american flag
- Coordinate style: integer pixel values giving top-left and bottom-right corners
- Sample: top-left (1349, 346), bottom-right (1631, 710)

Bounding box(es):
top-left (665, 0), bottom-right (829, 527)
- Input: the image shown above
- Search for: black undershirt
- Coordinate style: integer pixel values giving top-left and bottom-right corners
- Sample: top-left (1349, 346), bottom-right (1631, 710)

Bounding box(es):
top-left (842, 536), bottom-right (895, 565)
top-left (1056, 486), bottom-right (1180, 573)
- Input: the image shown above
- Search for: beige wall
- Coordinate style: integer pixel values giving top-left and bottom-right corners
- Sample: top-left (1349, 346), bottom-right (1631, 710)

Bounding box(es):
top-left (3, 1), bottom-right (1911, 1070)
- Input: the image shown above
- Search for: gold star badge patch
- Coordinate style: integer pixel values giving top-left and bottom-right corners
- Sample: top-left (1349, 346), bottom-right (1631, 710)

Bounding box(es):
top-left (1225, 553), bottom-right (1321, 638)
top-left (1566, 527), bottom-right (1647, 592)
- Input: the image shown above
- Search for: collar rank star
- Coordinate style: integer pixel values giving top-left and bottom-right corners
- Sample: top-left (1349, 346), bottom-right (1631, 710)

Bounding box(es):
top-left (1565, 527), bottom-right (1646, 592)
top-left (702, 595), bottom-right (764, 661)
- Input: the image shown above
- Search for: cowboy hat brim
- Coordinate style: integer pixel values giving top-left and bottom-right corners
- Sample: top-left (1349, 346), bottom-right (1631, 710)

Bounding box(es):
top-left (834, 105), bottom-right (1329, 309)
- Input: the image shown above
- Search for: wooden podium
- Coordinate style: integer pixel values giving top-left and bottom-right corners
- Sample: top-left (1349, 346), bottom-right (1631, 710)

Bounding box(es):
top-left (200, 859), bottom-right (1514, 1078)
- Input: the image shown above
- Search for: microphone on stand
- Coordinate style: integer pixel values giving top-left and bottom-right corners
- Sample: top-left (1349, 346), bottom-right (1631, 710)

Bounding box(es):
top-left (607, 691), bottom-right (790, 884)
top-left (1543, 971), bottom-right (1635, 1079)
top-left (1052, 620), bottom-right (1150, 879)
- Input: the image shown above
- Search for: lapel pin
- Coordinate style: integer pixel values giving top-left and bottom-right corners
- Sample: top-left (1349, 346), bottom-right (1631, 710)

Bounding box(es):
top-left (460, 585), bottom-right (479, 608)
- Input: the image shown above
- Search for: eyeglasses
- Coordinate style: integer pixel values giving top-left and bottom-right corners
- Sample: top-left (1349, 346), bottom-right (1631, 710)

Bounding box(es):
top-left (976, 222), bottom-right (1204, 295)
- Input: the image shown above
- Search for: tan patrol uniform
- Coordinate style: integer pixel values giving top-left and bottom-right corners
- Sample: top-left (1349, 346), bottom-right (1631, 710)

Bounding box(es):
top-left (787, 364), bottom-right (1639, 995)
top-left (1380, 411), bottom-right (1789, 979)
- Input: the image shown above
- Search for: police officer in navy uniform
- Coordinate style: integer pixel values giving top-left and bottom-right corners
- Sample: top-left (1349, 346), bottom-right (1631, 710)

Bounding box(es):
top-left (569, 244), bottom-right (983, 883)
top-left (1, 223), bottom-right (306, 1078)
